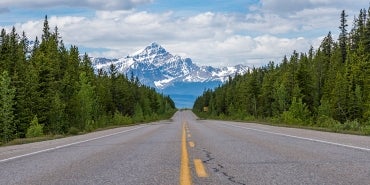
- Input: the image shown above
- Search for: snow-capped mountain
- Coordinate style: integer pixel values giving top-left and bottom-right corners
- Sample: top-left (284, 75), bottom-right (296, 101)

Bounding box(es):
top-left (92, 42), bottom-right (248, 89)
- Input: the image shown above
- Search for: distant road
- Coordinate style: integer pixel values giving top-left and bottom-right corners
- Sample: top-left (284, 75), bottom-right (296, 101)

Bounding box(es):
top-left (1, 110), bottom-right (370, 185)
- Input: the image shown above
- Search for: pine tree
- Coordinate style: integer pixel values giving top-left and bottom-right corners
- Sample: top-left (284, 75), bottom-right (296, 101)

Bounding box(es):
top-left (193, 6), bottom-right (370, 130)
top-left (0, 29), bottom-right (11, 73)
top-left (0, 15), bottom-right (177, 138)
top-left (273, 82), bottom-right (289, 116)
top-left (259, 62), bottom-right (276, 117)
top-left (339, 10), bottom-right (348, 63)
top-left (80, 53), bottom-right (95, 80)
top-left (364, 8), bottom-right (370, 54)
top-left (42, 15), bottom-right (50, 42)
top-left (297, 53), bottom-right (314, 113)
top-left (331, 70), bottom-right (350, 123)
top-left (32, 36), bottom-right (40, 54)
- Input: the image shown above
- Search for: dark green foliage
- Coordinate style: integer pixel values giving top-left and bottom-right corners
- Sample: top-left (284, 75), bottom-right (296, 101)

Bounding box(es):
top-left (193, 7), bottom-right (370, 135)
top-left (0, 16), bottom-right (176, 143)
top-left (0, 71), bottom-right (16, 142)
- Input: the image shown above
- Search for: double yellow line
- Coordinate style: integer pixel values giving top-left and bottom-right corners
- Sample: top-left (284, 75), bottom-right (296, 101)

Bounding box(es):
top-left (180, 121), bottom-right (208, 185)
top-left (180, 122), bottom-right (192, 185)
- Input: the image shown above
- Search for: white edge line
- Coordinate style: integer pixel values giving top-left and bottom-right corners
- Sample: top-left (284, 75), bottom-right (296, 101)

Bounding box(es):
top-left (0, 126), bottom-right (146, 163)
top-left (219, 123), bottom-right (370, 152)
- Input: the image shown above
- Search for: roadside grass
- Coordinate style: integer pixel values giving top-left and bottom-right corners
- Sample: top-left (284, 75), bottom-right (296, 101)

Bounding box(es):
top-left (0, 124), bottom-right (138, 147)
top-left (0, 110), bottom-right (177, 147)
top-left (194, 112), bottom-right (370, 136)
top-left (0, 135), bottom-right (64, 147)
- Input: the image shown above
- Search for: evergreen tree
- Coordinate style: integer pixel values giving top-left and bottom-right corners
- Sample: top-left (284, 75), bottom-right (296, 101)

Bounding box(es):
top-left (193, 6), bottom-right (370, 133)
top-left (0, 15), bottom-right (176, 142)
top-left (259, 62), bottom-right (275, 117)
top-left (339, 10), bottom-right (348, 63)
top-left (321, 32), bottom-right (334, 57)
top-left (42, 15), bottom-right (50, 42)
top-left (297, 53), bottom-right (314, 113)
top-left (364, 8), bottom-right (370, 53)
top-left (273, 80), bottom-right (289, 116)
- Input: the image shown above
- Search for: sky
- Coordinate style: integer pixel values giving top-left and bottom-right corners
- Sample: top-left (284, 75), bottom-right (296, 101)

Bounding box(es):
top-left (0, 0), bottom-right (369, 67)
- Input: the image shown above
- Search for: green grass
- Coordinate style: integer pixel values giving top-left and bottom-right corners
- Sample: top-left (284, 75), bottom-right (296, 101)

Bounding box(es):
top-left (0, 135), bottom-right (64, 147)
top-left (193, 111), bottom-right (370, 136)
top-left (1, 111), bottom-right (177, 147)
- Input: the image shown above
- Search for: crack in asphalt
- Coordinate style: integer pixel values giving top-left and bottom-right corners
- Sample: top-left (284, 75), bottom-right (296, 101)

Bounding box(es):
top-left (202, 148), bottom-right (246, 185)
top-left (202, 148), bottom-right (214, 164)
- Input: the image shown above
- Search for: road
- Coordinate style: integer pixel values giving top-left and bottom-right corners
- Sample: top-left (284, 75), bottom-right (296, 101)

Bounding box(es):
top-left (1, 110), bottom-right (370, 185)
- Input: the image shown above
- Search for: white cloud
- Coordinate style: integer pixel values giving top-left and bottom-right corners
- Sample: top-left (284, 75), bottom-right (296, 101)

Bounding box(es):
top-left (187, 12), bottom-right (215, 26)
top-left (0, 0), bottom-right (152, 10)
top-left (6, 0), bottom-right (370, 67)
top-left (6, 10), bottom-right (338, 66)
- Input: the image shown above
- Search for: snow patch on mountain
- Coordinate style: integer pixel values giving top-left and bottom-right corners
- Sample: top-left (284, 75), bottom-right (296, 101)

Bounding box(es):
top-left (154, 76), bottom-right (175, 89)
top-left (92, 42), bottom-right (248, 89)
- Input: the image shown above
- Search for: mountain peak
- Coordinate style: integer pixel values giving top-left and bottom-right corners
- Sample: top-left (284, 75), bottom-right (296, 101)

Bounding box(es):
top-left (148, 42), bottom-right (160, 48)
top-left (143, 42), bottom-right (161, 52)
top-left (135, 42), bottom-right (166, 55)
top-left (92, 43), bottom-right (248, 89)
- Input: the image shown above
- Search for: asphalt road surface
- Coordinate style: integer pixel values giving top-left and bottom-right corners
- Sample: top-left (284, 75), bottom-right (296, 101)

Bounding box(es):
top-left (1, 110), bottom-right (370, 185)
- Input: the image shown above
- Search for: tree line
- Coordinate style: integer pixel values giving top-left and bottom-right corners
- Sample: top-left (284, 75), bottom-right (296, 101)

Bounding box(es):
top-left (193, 7), bottom-right (370, 134)
top-left (0, 16), bottom-right (176, 144)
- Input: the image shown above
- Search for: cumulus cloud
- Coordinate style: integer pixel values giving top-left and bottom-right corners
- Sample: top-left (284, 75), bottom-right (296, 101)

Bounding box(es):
top-left (6, 0), bottom-right (369, 67)
top-left (0, 0), bottom-right (152, 10)
top-left (7, 9), bottom-right (336, 66)
top-left (167, 35), bottom-right (313, 66)
top-left (247, 0), bottom-right (369, 36)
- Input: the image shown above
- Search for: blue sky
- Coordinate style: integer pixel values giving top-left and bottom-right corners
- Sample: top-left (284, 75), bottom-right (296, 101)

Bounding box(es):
top-left (0, 0), bottom-right (369, 67)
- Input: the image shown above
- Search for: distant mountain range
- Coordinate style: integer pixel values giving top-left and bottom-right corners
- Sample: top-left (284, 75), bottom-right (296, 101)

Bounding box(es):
top-left (92, 42), bottom-right (248, 108)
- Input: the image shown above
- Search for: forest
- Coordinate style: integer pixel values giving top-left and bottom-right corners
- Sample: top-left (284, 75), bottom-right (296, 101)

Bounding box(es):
top-left (0, 16), bottom-right (176, 144)
top-left (193, 7), bottom-right (370, 135)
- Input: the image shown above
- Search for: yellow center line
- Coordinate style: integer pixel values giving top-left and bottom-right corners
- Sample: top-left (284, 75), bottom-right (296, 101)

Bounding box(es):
top-left (188, 141), bottom-right (195, 148)
top-left (180, 122), bottom-right (192, 185)
top-left (194, 159), bottom-right (209, 177)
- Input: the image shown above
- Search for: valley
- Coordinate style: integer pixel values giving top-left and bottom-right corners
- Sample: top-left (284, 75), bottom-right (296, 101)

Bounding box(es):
top-left (92, 42), bottom-right (248, 108)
